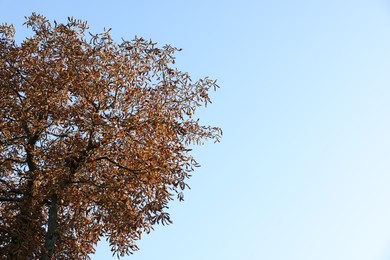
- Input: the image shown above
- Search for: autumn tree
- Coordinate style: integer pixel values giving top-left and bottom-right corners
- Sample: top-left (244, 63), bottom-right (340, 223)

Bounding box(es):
top-left (0, 13), bottom-right (221, 259)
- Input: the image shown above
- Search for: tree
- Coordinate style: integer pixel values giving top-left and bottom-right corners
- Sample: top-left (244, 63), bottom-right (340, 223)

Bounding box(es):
top-left (0, 13), bottom-right (221, 259)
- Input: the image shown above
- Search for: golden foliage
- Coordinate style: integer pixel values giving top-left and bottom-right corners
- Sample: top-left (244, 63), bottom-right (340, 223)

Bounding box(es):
top-left (0, 13), bottom-right (221, 259)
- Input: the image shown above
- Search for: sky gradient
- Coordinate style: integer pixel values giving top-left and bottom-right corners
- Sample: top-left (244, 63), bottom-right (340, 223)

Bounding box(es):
top-left (3, 1), bottom-right (390, 259)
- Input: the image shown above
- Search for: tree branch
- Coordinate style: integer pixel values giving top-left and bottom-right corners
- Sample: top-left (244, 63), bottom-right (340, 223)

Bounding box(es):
top-left (95, 156), bottom-right (143, 174)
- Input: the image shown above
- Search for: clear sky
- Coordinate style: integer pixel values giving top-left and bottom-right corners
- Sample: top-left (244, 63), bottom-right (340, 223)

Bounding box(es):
top-left (3, 1), bottom-right (390, 259)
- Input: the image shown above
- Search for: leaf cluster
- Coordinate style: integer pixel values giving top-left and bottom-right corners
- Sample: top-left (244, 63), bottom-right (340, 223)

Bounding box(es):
top-left (0, 13), bottom-right (221, 258)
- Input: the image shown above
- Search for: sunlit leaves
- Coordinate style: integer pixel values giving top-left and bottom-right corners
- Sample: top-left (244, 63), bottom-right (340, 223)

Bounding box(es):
top-left (0, 13), bottom-right (221, 259)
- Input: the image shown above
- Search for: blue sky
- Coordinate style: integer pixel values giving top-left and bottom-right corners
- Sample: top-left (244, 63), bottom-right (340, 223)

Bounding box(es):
top-left (3, 1), bottom-right (390, 259)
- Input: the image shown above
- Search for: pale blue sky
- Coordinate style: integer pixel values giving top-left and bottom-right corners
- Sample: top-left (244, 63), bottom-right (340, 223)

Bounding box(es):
top-left (3, 1), bottom-right (390, 259)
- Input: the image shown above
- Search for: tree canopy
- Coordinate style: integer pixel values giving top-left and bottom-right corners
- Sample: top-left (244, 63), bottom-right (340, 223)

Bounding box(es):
top-left (0, 13), bottom-right (221, 259)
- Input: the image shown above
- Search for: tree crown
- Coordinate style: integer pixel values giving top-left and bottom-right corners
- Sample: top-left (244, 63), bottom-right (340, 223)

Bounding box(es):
top-left (0, 13), bottom-right (221, 258)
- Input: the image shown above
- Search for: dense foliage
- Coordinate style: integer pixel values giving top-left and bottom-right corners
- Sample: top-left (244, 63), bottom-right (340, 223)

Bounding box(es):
top-left (0, 13), bottom-right (221, 259)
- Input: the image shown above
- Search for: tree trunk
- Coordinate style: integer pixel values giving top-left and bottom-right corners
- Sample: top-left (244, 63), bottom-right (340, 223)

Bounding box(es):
top-left (42, 194), bottom-right (58, 260)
